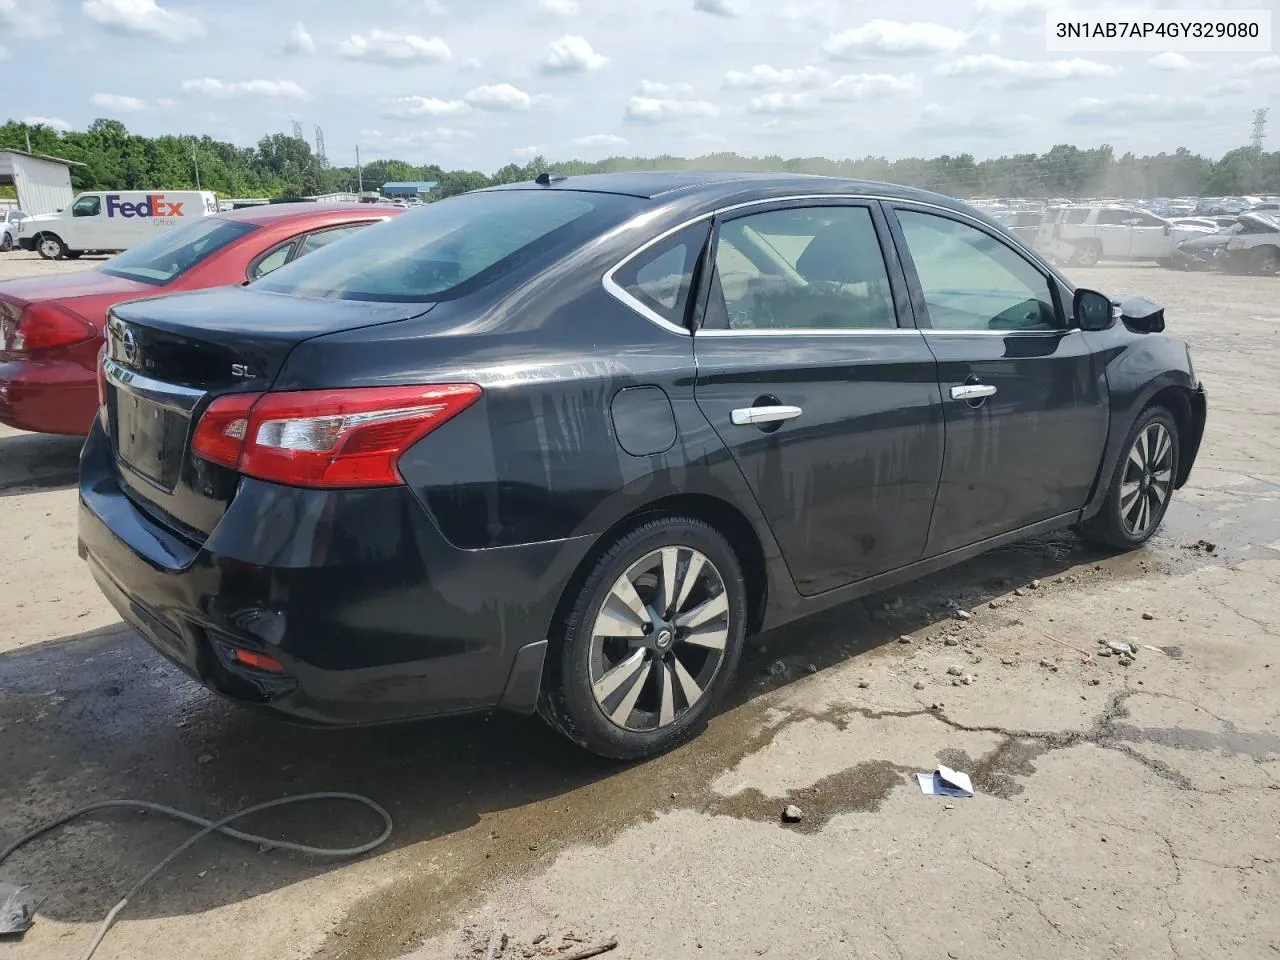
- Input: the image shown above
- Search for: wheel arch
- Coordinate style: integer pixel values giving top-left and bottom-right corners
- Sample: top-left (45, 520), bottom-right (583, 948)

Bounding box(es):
top-left (1144, 384), bottom-right (1205, 489)
top-left (546, 492), bottom-right (770, 644)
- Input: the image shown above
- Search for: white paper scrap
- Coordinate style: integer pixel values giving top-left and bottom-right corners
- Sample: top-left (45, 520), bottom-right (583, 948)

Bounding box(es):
top-left (916, 763), bottom-right (975, 798)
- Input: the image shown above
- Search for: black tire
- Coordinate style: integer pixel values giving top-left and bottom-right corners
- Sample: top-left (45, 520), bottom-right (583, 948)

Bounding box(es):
top-left (539, 516), bottom-right (747, 760)
top-left (1074, 241), bottom-right (1101, 267)
top-left (1252, 246), bottom-right (1279, 277)
top-left (0, 233), bottom-right (11, 253)
top-left (36, 234), bottom-right (67, 260)
top-left (1078, 405), bottom-right (1180, 551)
top-left (64, 251), bottom-right (82, 260)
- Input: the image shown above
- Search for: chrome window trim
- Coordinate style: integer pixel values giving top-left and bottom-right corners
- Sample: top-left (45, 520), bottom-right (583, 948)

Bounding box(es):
top-left (104, 358), bottom-right (206, 414)
top-left (601, 192), bottom-right (1069, 339)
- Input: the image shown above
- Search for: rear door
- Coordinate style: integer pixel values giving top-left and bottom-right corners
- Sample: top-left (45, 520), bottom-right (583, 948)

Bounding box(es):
top-left (885, 203), bottom-right (1109, 555)
top-left (691, 200), bottom-right (944, 595)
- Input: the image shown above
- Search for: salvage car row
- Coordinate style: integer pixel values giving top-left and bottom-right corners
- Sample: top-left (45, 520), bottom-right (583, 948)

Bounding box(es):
top-left (1, 172), bottom-right (1206, 761)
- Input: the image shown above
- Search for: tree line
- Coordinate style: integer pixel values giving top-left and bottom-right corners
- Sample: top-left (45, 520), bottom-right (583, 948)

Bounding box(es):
top-left (3, 118), bottom-right (1278, 202)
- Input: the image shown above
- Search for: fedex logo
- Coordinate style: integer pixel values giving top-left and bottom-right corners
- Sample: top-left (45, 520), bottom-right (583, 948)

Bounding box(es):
top-left (105, 194), bottom-right (185, 218)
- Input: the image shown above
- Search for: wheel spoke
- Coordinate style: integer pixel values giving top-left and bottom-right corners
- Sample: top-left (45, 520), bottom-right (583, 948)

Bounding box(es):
top-left (659, 548), bottom-right (679, 618)
top-left (672, 655), bottom-right (702, 707)
top-left (594, 594), bottom-right (648, 638)
top-left (658, 662), bottom-right (675, 726)
top-left (675, 592), bottom-right (728, 630)
top-left (609, 658), bottom-right (650, 726)
top-left (1138, 492), bottom-right (1150, 532)
top-left (1124, 488), bottom-right (1144, 528)
top-left (1120, 481), bottom-right (1141, 511)
top-left (592, 648), bottom-right (648, 701)
top-left (1128, 445), bottom-right (1145, 471)
top-left (1152, 428), bottom-right (1171, 466)
top-left (612, 574), bottom-right (653, 626)
top-left (681, 624), bottom-right (729, 651)
top-left (1152, 468), bottom-right (1173, 483)
top-left (673, 553), bottom-right (706, 616)
top-left (1150, 481), bottom-right (1168, 505)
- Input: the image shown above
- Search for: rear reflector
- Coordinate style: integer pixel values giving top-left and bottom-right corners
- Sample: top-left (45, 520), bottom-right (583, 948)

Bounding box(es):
top-left (1, 302), bottom-right (96, 353)
top-left (191, 384), bottom-right (482, 488)
top-left (232, 649), bottom-right (284, 673)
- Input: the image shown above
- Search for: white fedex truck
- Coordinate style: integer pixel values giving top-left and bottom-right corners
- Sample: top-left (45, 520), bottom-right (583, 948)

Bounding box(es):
top-left (15, 190), bottom-right (219, 260)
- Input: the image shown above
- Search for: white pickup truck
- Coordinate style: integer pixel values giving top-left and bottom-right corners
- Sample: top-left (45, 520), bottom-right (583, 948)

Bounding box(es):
top-left (1035, 205), bottom-right (1215, 266)
top-left (15, 190), bottom-right (218, 260)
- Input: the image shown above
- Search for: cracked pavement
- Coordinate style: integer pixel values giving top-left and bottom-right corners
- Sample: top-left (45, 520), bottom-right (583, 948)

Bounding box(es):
top-left (1, 256), bottom-right (1278, 960)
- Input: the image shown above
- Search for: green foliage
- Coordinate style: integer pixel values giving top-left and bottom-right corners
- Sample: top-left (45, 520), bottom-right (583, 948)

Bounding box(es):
top-left (3, 119), bottom-right (1278, 200)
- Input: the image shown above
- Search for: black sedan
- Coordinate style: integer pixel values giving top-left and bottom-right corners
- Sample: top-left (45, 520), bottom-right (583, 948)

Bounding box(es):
top-left (79, 172), bottom-right (1206, 759)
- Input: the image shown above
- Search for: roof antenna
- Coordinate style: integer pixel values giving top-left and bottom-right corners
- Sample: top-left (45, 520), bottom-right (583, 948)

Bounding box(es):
top-left (535, 171), bottom-right (567, 186)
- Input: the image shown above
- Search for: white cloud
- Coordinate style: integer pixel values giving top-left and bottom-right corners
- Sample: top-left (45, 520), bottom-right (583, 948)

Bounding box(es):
top-left (572, 133), bottom-right (629, 147)
top-left (91, 92), bottom-right (149, 111)
top-left (694, 0), bottom-right (741, 15)
top-left (1235, 55), bottom-right (1280, 76)
top-left (536, 0), bottom-right (578, 14)
top-left (83, 0), bottom-right (205, 41)
top-left (827, 72), bottom-right (920, 98)
top-left (725, 64), bottom-right (828, 89)
top-left (182, 78), bottom-right (309, 100)
top-left (382, 96), bottom-right (471, 119)
top-left (625, 96), bottom-right (719, 121)
top-left (514, 145), bottom-right (545, 158)
top-left (0, 42), bottom-right (7, 61)
top-left (339, 30), bottom-right (451, 65)
top-left (361, 127), bottom-right (476, 154)
top-left (23, 115), bottom-right (73, 131)
top-left (746, 73), bottom-right (918, 113)
top-left (1148, 52), bottom-right (1194, 71)
top-left (1068, 94), bottom-right (1208, 125)
top-left (284, 23), bottom-right (316, 55)
top-left (540, 35), bottom-right (608, 74)
top-left (1205, 79), bottom-right (1250, 98)
top-left (825, 20), bottom-right (969, 59)
top-left (916, 103), bottom-right (1039, 139)
top-left (636, 79), bottom-right (695, 97)
top-left (939, 54), bottom-right (1118, 83)
top-left (1, 0), bottom-right (61, 37)
top-left (466, 83), bottom-right (534, 111)
top-left (972, 0), bottom-right (1065, 26)
top-left (421, 0), bottom-right (448, 11)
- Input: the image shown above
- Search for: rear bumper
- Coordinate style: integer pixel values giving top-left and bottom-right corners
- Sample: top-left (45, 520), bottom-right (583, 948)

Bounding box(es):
top-left (77, 420), bottom-right (592, 725)
top-left (0, 357), bottom-right (98, 435)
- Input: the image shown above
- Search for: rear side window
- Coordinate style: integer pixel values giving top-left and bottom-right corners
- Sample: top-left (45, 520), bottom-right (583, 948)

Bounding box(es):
top-left (1063, 209), bottom-right (1090, 224)
top-left (297, 223), bottom-right (368, 256)
top-left (100, 218), bottom-right (256, 285)
top-left (612, 223), bottom-right (709, 327)
top-left (256, 190), bottom-right (642, 303)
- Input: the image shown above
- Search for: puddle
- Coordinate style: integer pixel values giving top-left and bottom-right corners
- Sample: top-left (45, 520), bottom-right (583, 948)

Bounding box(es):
top-left (1107, 722), bottom-right (1280, 761)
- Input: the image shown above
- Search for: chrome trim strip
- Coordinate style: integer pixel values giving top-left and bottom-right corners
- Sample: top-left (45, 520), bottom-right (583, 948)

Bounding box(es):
top-left (696, 328), bottom-right (923, 338)
top-left (601, 191), bottom-right (1069, 339)
top-left (104, 358), bottom-right (205, 414)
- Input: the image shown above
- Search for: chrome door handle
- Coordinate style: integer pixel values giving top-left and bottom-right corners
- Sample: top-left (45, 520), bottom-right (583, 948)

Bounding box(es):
top-left (731, 405), bottom-right (803, 426)
top-left (950, 384), bottom-right (997, 401)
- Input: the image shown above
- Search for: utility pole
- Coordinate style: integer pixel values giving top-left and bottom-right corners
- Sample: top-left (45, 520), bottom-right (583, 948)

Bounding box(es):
top-left (356, 145), bottom-right (363, 197)
top-left (1251, 107), bottom-right (1269, 154)
top-left (25, 128), bottom-right (32, 153)
top-left (192, 138), bottom-right (201, 190)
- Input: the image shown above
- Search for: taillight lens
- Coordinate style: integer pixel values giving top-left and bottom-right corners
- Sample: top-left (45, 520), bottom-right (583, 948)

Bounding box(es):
top-left (191, 384), bottom-right (482, 488)
top-left (1, 303), bottom-right (96, 353)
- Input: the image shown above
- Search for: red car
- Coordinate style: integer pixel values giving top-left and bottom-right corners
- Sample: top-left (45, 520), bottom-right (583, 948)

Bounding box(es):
top-left (0, 203), bottom-right (401, 436)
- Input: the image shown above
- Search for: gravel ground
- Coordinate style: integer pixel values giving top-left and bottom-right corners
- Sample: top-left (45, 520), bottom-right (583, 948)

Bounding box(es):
top-left (1, 250), bottom-right (1278, 960)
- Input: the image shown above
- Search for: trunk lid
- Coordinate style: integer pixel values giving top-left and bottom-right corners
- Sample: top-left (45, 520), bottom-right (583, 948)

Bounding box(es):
top-left (0, 269), bottom-right (153, 305)
top-left (103, 287), bottom-right (431, 539)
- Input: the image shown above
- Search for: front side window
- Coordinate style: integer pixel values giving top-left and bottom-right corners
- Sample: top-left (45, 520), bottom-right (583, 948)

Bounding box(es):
top-left (613, 222), bottom-right (709, 327)
top-left (1095, 209), bottom-right (1132, 226)
top-left (256, 190), bottom-right (641, 303)
top-left (99, 218), bottom-right (256, 285)
top-left (705, 205), bottom-right (897, 332)
top-left (896, 210), bottom-right (1059, 333)
top-left (72, 196), bottom-right (101, 218)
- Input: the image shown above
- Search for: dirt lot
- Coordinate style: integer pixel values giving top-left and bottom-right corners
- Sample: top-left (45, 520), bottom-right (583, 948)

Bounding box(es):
top-left (2, 249), bottom-right (1278, 960)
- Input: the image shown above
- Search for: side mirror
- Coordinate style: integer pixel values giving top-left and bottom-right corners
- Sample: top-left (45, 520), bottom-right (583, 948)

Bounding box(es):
top-left (1119, 296), bottom-right (1165, 333)
top-left (1073, 289), bottom-right (1114, 332)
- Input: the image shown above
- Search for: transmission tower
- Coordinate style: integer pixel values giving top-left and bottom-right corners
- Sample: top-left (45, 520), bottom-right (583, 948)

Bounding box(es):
top-left (314, 126), bottom-right (326, 161)
top-left (292, 120), bottom-right (305, 141)
top-left (1250, 108), bottom-right (1269, 154)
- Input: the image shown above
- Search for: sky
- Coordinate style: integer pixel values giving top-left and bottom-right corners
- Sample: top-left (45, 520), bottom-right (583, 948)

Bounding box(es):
top-left (3, 0), bottom-right (1278, 171)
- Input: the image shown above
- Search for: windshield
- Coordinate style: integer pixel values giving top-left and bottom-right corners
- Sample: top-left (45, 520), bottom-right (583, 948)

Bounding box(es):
top-left (255, 189), bottom-right (641, 303)
top-left (100, 218), bottom-right (256, 286)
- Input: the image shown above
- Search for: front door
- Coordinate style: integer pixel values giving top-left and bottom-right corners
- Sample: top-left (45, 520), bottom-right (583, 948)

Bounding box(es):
top-left (886, 204), bottom-right (1109, 556)
top-left (692, 201), bottom-right (944, 596)
top-left (1128, 212), bottom-right (1174, 259)
top-left (1093, 209), bottom-right (1132, 258)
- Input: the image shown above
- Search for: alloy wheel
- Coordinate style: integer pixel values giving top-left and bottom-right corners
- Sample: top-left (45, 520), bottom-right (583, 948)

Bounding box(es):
top-left (1120, 422), bottom-right (1174, 538)
top-left (39, 239), bottom-right (61, 259)
top-left (588, 546), bottom-right (729, 732)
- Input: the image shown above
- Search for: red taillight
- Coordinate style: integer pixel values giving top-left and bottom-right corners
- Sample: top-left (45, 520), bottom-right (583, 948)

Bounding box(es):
top-left (191, 384), bottom-right (482, 488)
top-left (232, 649), bottom-right (284, 673)
top-left (2, 302), bottom-right (96, 353)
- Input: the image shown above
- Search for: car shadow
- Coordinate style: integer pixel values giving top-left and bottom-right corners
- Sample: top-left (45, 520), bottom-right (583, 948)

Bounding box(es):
top-left (0, 430), bottom-right (84, 496)
top-left (0, 528), bottom-right (1110, 928)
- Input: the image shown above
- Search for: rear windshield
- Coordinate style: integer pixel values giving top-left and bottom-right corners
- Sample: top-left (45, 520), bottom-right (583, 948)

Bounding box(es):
top-left (100, 218), bottom-right (255, 286)
top-left (255, 189), bottom-right (642, 303)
